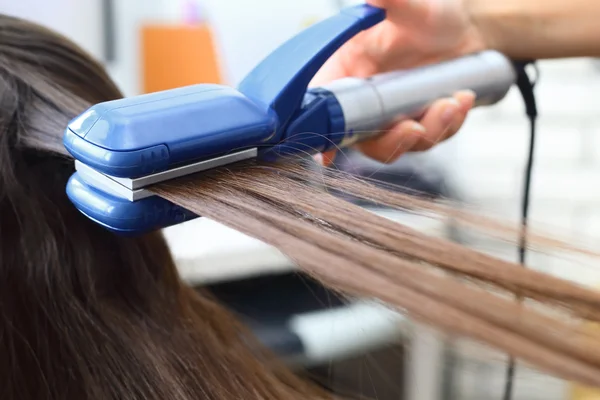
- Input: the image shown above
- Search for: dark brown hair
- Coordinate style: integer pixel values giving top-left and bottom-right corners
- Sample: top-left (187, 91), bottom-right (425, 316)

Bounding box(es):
top-left (0, 14), bottom-right (331, 400)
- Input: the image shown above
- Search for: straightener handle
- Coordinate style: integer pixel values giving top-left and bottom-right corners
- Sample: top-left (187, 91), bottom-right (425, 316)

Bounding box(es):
top-left (319, 50), bottom-right (518, 148)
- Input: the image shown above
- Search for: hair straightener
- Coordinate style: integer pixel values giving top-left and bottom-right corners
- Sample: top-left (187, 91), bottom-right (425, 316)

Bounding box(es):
top-left (63, 3), bottom-right (518, 235)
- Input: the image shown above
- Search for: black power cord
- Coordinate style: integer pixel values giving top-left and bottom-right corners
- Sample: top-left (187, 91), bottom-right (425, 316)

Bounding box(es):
top-left (501, 60), bottom-right (539, 400)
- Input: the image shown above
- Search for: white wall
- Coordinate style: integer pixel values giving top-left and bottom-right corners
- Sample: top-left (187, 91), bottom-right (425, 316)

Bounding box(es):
top-left (1, 0), bottom-right (103, 59)
top-left (0, 0), bottom-right (368, 94)
top-left (197, 0), bottom-right (338, 85)
top-left (103, 0), bottom-right (173, 96)
top-left (103, 0), bottom-right (340, 95)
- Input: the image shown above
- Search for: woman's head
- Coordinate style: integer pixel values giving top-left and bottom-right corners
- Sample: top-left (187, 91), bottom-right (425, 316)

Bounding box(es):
top-left (0, 14), bottom-right (315, 400)
top-left (0, 13), bottom-right (124, 249)
top-left (0, 14), bottom-right (189, 398)
top-left (0, 14), bottom-right (122, 152)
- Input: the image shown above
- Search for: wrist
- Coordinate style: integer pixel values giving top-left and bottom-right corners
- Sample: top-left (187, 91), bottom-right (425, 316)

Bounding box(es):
top-left (463, 0), bottom-right (557, 60)
top-left (463, 0), bottom-right (600, 60)
top-left (462, 0), bottom-right (521, 57)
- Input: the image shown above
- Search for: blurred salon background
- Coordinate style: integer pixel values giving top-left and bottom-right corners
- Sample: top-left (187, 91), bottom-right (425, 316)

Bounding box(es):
top-left (4, 0), bottom-right (600, 399)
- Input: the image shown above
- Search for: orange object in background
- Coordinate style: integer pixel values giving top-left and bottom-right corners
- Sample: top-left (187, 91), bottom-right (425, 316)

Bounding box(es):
top-left (141, 24), bottom-right (222, 94)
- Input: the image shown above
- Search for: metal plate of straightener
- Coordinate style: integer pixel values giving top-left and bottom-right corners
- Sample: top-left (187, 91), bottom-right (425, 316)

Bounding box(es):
top-left (75, 148), bottom-right (258, 202)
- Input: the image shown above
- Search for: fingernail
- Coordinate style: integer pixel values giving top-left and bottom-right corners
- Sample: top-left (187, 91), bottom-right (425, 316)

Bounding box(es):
top-left (313, 153), bottom-right (324, 166)
top-left (411, 122), bottom-right (426, 133)
top-left (441, 99), bottom-right (460, 124)
top-left (456, 89), bottom-right (476, 107)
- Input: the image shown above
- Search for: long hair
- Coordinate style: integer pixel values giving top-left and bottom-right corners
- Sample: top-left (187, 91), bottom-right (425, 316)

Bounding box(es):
top-left (154, 160), bottom-right (600, 388)
top-left (0, 14), bottom-right (330, 400)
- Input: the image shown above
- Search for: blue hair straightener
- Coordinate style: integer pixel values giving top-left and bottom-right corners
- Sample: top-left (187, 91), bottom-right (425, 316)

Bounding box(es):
top-left (64, 4), bottom-right (517, 235)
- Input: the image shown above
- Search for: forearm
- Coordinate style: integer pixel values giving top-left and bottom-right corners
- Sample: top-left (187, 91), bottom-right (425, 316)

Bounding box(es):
top-left (466, 0), bottom-right (600, 60)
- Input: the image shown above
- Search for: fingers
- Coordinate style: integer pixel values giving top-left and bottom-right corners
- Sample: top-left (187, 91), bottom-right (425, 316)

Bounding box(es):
top-left (355, 90), bottom-right (475, 163)
top-left (354, 120), bottom-right (425, 163)
top-left (313, 0), bottom-right (416, 87)
top-left (311, 35), bottom-right (379, 87)
top-left (313, 150), bottom-right (337, 167)
top-left (315, 90), bottom-right (475, 166)
top-left (411, 90), bottom-right (475, 150)
top-left (310, 51), bottom-right (348, 87)
top-left (322, 150), bottom-right (337, 167)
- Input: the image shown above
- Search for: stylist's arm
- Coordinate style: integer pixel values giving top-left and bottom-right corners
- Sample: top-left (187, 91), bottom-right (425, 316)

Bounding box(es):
top-left (312, 0), bottom-right (600, 166)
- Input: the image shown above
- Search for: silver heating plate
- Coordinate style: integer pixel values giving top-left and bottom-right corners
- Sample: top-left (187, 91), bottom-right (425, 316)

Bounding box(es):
top-left (75, 148), bottom-right (258, 201)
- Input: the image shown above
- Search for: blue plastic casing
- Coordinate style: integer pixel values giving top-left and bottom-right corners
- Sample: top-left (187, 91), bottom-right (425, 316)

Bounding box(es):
top-left (66, 173), bottom-right (198, 235)
top-left (64, 85), bottom-right (278, 178)
top-left (64, 4), bottom-right (386, 234)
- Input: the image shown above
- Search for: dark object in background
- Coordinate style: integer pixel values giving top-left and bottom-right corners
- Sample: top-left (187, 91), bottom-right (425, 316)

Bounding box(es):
top-left (204, 273), bottom-right (347, 359)
top-left (305, 344), bottom-right (406, 399)
top-left (101, 0), bottom-right (115, 63)
top-left (201, 271), bottom-right (406, 400)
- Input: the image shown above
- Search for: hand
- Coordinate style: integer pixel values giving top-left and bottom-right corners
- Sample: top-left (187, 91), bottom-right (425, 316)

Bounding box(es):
top-left (311, 0), bottom-right (488, 166)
